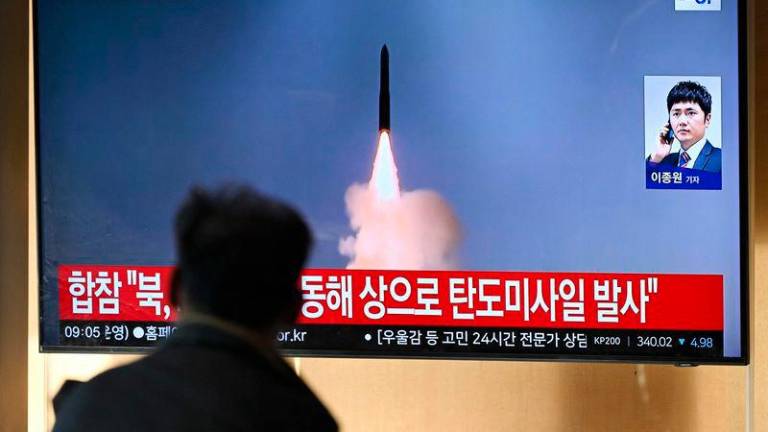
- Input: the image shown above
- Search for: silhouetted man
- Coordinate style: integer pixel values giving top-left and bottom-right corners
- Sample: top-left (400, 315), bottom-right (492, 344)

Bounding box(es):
top-left (54, 186), bottom-right (337, 432)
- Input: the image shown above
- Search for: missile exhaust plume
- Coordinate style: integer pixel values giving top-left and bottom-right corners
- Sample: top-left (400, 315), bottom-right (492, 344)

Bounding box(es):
top-left (369, 131), bottom-right (399, 202)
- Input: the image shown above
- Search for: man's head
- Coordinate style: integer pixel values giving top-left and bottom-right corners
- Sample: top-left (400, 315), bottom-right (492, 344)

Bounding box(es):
top-left (171, 185), bottom-right (312, 331)
top-left (666, 81), bottom-right (712, 149)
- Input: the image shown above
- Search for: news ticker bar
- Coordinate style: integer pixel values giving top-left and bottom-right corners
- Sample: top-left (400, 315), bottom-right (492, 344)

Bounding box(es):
top-left (58, 321), bottom-right (722, 358)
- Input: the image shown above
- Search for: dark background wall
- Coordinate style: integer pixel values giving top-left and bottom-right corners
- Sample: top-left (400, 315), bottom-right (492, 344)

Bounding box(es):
top-left (755, 0), bottom-right (768, 236)
top-left (0, 0), bottom-right (28, 430)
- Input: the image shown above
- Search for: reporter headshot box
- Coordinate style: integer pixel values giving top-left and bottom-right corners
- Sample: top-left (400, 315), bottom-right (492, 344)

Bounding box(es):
top-left (644, 76), bottom-right (722, 190)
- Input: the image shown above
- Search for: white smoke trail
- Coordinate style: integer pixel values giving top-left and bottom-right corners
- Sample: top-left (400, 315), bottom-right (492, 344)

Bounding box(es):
top-left (339, 133), bottom-right (461, 270)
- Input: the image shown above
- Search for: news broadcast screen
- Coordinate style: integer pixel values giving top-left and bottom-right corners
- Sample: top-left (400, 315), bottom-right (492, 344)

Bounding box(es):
top-left (36, 0), bottom-right (748, 364)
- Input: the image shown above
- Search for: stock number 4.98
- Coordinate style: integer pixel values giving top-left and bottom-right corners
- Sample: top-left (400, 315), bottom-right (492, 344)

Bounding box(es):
top-left (690, 337), bottom-right (714, 349)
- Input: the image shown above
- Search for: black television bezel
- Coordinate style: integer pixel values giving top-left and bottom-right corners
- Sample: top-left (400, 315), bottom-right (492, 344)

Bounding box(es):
top-left (33, 0), bottom-right (750, 365)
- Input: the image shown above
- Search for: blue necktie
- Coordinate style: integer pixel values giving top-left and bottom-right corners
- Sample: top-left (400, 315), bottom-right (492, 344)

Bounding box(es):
top-left (678, 151), bottom-right (691, 168)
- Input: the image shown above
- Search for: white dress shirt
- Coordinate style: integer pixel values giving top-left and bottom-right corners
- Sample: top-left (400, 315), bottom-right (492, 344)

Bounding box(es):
top-left (678, 137), bottom-right (706, 169)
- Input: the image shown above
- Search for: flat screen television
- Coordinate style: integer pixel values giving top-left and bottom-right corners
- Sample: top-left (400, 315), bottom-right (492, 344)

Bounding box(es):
top-left (35, 0), bottom-right (749, 365)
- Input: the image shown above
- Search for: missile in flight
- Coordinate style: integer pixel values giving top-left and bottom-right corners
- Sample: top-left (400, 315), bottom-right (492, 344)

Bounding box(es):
top-left (379, 44), bottom-right (390, 132)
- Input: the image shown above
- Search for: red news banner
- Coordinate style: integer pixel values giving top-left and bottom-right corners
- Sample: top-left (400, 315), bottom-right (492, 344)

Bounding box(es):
top-left (58, 265), bottom-right (723, 331)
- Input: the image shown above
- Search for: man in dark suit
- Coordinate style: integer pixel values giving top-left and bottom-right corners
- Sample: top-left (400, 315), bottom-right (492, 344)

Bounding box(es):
top-left (53, 186), bottom-right (337, 432)
top-left (647, 81), bottom-right (721, 173)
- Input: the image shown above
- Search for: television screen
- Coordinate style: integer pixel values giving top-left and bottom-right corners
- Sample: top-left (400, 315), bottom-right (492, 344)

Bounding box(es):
top-left (36, 0), bottom-right (748, 364)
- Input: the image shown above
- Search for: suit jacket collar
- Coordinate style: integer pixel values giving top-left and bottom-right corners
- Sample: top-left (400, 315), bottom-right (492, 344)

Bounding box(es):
top-left (692, 140), bottom-right (714, 170)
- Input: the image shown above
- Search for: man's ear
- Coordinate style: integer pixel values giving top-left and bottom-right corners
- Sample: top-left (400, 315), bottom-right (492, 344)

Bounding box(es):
top-left (170, 268), bottom-right (181, 308)
top-left (705, 113), bottom-right (712, 127)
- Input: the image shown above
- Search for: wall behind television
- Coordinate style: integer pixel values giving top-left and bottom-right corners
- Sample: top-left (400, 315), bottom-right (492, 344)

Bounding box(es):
top-left (1, 0), bottom-right (765, 431)
top-left (0, 0), bottom-right (28, 430)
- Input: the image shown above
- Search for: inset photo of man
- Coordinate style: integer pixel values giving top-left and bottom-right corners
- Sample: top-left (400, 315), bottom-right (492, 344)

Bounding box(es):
top-left (644, 76), bottom-right (722, 190)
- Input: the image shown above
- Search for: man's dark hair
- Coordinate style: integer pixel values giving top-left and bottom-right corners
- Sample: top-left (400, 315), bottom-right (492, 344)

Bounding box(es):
top-left (667, 81), bottom-right (712, 116)
top-left (173, 185), bottom-right (312, 329)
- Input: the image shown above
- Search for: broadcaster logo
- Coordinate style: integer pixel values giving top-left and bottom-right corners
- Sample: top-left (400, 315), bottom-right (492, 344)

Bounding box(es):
top-left (675, 0), bottom-right (721, 11)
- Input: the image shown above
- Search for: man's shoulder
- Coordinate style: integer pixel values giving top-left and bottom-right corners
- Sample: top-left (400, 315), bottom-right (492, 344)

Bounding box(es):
top-left (705, 140), bottom-right (722, 156)
top-left (61, 357), bottom-right (146, 397)
top-left (701, 141), bottom-right (722, 173)
top-left (56, 354), bottom-right (163, 408)
top-left (52, 359), bottom-right (156, 431)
